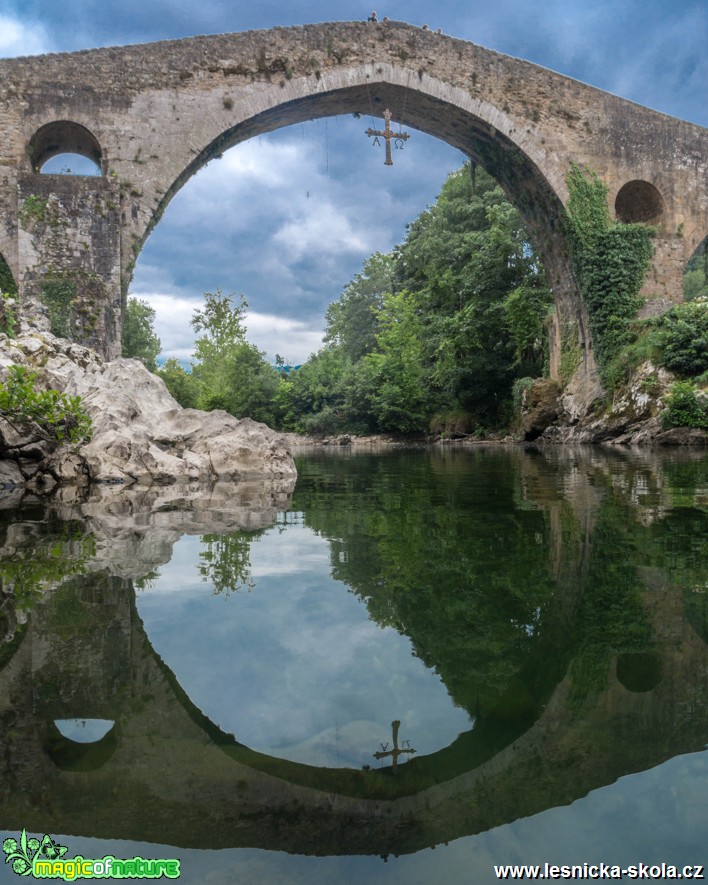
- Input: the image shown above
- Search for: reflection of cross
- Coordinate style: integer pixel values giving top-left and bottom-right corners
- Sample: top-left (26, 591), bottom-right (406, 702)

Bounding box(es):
top-left (373, 720), bottom-right (416, 773)
top-left (366, 109), bottom-right (410, 166)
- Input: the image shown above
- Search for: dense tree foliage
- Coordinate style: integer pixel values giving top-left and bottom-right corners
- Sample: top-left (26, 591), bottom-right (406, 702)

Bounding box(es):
top-left (324, 251), bottom-right (394, 362)
top-left (278, 164), bottom-right (551, 435)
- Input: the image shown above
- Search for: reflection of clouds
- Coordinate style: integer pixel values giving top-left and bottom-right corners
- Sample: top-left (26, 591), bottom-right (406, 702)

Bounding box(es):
top-left (278, 719), bottom-right (390, 768)
top-left (136, 523), bottom-right (470, 767)
top-left (250, 529), bottom-right (329, 576)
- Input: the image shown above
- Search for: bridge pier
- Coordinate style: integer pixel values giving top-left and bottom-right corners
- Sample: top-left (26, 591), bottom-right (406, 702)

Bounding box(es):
top-left (16, 173), bottom-right (122, 358)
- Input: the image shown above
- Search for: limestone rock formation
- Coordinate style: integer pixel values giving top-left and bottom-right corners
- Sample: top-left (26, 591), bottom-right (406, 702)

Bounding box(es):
top-left (519, 379), bottom-right (561, 441)
top-left (542, 361), bottom-right (707, 446)
top-left (0, 331), bottom-right (296, 486)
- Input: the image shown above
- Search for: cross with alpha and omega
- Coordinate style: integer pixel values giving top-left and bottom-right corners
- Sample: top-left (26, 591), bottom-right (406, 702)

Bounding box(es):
top-left (365, 109), bottom-right (410, 166)
top-left (373, 720), bottom-right (416, 773)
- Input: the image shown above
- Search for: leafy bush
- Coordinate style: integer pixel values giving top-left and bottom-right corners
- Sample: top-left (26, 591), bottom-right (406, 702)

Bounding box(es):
top-left (655, 300), bottom-right (708, 376)
top-left (0, 365), bottom-right (92, 444)
top-left (157, 358), bottom-right (200, 408)
top-left (661, 380), bottom-right (708, 430)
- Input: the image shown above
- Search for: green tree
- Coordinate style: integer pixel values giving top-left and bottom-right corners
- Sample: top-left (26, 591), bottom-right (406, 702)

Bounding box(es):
top-left (191, 289), bottom-right (249, 403)
top-left (190, 289), bottom-right (280, 425)
top-left (276, 346), bottom-right (350, 434)
top-left (220, 341), bottom-right (280, 425)
top-left (364, 290), bottom-right (432, 432)
top-left (324, 251), bottom-right (395, 361)
top-left (157, 358), bottom-right (200, 408)
top-left (122, 297), bottom-right (161, 370)
top-left (396, 165), bottom-right (550, 426)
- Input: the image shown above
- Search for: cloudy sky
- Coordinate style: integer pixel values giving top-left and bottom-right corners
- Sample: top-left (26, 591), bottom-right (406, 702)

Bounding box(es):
top-left (2, 0), bottom-right (707, 363)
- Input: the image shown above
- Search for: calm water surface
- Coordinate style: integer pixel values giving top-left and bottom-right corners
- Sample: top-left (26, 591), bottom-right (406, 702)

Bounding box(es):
top-left (0, 446), bottom-right (706, 883)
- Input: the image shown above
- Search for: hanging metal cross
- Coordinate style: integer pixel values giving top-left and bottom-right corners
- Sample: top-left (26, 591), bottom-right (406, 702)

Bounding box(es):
top-left (365, 109), bottom-right (410, 166)
top-left (373, 720), bottom-right (416, 773)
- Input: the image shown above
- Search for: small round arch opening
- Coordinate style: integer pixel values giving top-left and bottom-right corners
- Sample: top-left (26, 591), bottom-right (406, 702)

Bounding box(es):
top-left (614, 180), bottom-right (664, 225)
top-left (29, 121), bottom-right (103, 174)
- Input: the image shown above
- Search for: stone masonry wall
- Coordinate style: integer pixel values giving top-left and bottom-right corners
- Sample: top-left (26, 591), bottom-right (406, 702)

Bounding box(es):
top-left (16, 174), bottom-right (121, 357)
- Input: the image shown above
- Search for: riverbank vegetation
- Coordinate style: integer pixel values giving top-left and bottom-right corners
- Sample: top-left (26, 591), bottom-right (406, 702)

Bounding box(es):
top-left (134, 162), bottom-right (707, 437)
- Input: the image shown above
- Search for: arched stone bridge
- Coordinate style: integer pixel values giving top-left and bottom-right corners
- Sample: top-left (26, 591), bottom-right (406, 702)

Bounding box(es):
top-left (0, 20), bottom-right (707, 365)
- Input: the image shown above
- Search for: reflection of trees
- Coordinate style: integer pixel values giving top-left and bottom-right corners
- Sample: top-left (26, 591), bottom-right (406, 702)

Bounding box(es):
top-left (292, 449), bottom-right (708, 726)
top-left (0, 510), bottom-right (95, 643)
top-left (293, 450), bottom-right (563, 719)
top-left (566, 496), bottom-right (655, 709)
top-left (199, 530), bottom-right (266, 597)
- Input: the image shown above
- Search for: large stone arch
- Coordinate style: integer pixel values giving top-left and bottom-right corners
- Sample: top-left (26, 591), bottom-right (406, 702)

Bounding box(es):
top-left (1, 21), bottom-right (707, 364)
top-left (144, 69), bottom-right (574, 281)
top-left (125, 68), bottom-right (586, 380)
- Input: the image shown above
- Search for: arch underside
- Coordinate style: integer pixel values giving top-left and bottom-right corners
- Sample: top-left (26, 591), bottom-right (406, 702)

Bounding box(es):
top-left (153, 82), bottom-right (575, 302)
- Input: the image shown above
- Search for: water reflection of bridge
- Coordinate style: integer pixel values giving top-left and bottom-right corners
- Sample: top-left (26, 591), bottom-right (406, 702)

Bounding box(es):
top-left (0, 453), bottom-right (706, 857)
top-left (0, 565), bottom-right (705, 857)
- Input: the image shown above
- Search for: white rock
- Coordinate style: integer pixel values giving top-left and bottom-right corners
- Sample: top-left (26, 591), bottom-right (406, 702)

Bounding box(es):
top-left (0, 332), bottom-right (296, 485)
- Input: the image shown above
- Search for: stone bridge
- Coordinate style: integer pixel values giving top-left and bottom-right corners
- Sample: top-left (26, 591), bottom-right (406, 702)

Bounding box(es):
top-left (0, 21), bottom-right (707, 367)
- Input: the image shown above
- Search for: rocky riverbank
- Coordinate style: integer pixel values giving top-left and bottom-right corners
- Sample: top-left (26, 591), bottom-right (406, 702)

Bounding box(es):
top-left (0, 332), bottom-right (296, 489)
top-left (525, 362), bottom-right (707, 446)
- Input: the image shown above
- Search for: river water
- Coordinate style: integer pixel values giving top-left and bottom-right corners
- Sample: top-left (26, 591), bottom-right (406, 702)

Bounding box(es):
top-left (0, 445), bottom-right (706, 883)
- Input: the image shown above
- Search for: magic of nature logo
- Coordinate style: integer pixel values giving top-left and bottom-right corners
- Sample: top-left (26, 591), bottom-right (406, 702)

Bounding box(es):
top-left (3, 831), bottom-right (180, 880)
